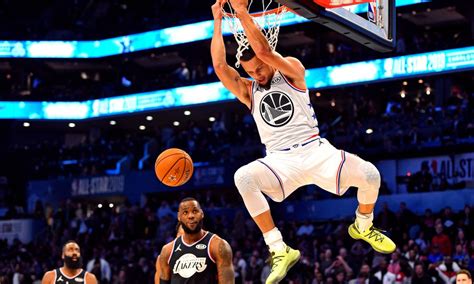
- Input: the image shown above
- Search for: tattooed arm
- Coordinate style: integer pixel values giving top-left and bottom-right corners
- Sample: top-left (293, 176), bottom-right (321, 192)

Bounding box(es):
top-left (158, 243), bottom-right (173, 283)
top-left (211, 235), bottom-right (235, 284)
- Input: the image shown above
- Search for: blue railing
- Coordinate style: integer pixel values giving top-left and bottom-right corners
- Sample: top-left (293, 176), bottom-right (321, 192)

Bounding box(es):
top-left (1, 45), bottom-right (470, 120)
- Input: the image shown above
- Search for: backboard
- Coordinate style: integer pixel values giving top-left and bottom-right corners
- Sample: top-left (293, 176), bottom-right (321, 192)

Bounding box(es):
top-left (277, 0), bottom-right (396, 52)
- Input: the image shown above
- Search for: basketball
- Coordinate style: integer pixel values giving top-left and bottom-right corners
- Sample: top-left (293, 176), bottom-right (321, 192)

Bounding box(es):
top-left (154, 148), bottom-right (194, 187)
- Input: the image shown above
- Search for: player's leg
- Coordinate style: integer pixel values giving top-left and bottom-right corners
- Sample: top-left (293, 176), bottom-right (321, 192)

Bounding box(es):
top-left (339, 153), bottom-right (396, 253)
top-left (234, 160), bottom-right (300, 283)
top-left (340, 153), bottom-right (380, 231)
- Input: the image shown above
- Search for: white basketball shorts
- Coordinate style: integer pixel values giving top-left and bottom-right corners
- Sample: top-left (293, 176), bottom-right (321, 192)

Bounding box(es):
top-left (255, 137), bottom-right (349, 202)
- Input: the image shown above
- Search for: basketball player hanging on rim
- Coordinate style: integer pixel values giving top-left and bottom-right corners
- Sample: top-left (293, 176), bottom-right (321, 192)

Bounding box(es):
top-left (157, 197), bottom-right (235, 284)
top-left (211, 0), bottom-right (396, 282)
top-left (41, 241), bottom-right (97, 284)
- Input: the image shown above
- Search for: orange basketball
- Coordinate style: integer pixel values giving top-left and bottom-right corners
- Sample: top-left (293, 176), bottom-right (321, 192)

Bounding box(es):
top-left (155, 148), bottom-right (194, 187)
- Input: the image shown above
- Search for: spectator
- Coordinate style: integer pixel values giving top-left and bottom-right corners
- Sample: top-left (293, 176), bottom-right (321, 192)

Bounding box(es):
top-left (428, 245), bottom-right (444, 264)
top-left (453, 244), bottom-right (468, 263)
top-left (388, 252), bottom-right (402, 275)
top-left (174, 62), bottom-right (190, 84)
top-left (458, 206), bottom-right (473, 229)
top-left (348, 264), bottom-right (371, 284)
top-left (435, 256), bottom-right (461, 283)
top-left (432, 224), bottom-right (453, 256)
top-left (376, 203), bottom-right (397, 230)
top-left (234, 250), bottom-right (247, 284)
top-left (412, 262), bottom-right (433, 284)
top-left (86, 248), bottom-right (112, 283)
top-left (372, 258), bottom-right (396, 284)
top-left (408, 162), bottom-right (433, 192)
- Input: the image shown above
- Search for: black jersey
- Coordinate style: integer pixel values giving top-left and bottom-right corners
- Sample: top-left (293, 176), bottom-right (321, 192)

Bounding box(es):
top-left (54, 268), bottom-right (88, 284)
top-left (168, 231), bottom-right (218, 284)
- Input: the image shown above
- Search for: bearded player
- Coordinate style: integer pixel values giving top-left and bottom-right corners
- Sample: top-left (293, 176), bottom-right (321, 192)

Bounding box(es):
top-left (42, 241), bottom-right (97, 284)
top-left (158, 198), bottom-right (234, 284)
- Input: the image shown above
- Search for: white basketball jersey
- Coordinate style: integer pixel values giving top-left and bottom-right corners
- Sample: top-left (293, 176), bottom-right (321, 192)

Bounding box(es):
top-left (250, 70), bottom-right (319, 151)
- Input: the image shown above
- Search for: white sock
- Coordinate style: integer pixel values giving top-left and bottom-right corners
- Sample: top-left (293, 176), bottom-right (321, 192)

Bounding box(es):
top-left (263, 227), bottom-right (286, 252)
top-left (355, 208), bottom-right (374, 233)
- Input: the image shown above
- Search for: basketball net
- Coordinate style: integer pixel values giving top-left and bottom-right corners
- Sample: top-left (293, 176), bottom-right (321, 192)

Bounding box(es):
top-left (221, 0), bottom-right (287, 68)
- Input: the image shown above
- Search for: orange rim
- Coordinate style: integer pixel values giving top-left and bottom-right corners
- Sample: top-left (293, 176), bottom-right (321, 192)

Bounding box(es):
top-left (223, 6), bottom-right (293, 18)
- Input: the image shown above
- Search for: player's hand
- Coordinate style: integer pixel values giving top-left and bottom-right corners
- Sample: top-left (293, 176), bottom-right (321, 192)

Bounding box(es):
top-left (211, 0), bottom-right (224, 20)
top-left (229, 0), bottom-right (248, 13)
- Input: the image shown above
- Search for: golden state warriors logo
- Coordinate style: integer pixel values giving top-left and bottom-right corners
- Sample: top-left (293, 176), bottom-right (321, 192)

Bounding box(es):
top-left (260, 91), bottom-right (294, 127)
top-left (173, 253), bottom-right (207, 278)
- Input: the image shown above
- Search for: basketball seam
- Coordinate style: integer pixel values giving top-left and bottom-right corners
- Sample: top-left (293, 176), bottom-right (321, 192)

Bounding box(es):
top-left (155, 153), bottom-right (183, 168)
top-left (161, 156), bottom-right (185, 186)
top-left (174, 157), bottom-right (188, 186)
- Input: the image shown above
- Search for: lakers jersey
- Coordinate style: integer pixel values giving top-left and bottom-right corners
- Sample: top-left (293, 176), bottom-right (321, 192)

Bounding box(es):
top-left (250, 70), bottom-right (319, 151)
top-left (54, 268), bottom-right (88, 284)
top-left (168, 232), bottom-right (218, 284)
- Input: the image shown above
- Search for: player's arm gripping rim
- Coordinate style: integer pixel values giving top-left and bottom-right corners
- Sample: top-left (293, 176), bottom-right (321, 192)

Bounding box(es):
top-left (158, 243), bottom-right (173, 284)
top-left (210, 0), bottom-right (252, 108)
top-left (212, 236), bottom-right (235, 284)
top-left (230, 0), bottom-right (306, 89)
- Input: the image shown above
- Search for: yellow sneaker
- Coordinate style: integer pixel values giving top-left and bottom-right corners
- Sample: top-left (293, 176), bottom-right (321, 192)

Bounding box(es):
top-left (348, 223), bottom-right (396, 254)
top-left (265, 245), bottom-right (301, 284)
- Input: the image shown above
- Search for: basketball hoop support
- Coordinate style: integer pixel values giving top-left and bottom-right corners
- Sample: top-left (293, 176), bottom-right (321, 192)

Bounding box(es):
top-left (277, 0), bottom-right (396, 52)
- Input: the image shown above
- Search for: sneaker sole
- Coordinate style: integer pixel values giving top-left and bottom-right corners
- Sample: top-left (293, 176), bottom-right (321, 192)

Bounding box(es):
top-left (266, 250), bottom-right (301, 284)
top-left (348, 225), bottom-right (396, 254)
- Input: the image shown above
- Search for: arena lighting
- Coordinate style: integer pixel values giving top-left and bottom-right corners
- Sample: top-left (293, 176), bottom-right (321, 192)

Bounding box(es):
top-left (0, 0), bottom-right (429, 58)
top-left (139, 125), bottom-right (146, 130)
top-left (80, 72), bottom-right (88, 80)
top-left (316, 92), bottom-right (321, 97)
top-left (146, 115), bottom-right (153, 121)
top-left (402, 81), bottom-right (408, 86)
top-left (366, 128), bottom-right (374, 134)
top-left (418, 79), bottom-right (424, 84)
top-left (184, 110), bottom-right (191, 116)
top-left (400, 90), bottom-right (406, 98)
top-left (0, 46), bottom-right (472, 120)
top-left (98, 203), bottom-right (103, 208)
top-left (68, 122), bottom-right (76, 128)
top-left (209, 117), bottom-right (216, 122)
top-left (426, 87), bottom-right (431, 95)
top-left (173, 121), bottom-right (180, 126)
top-left (109, 120), bottom-right (116, 125)
top-left (23, 122), bottom-right (30, 127)
top-left (109, 203), bottom-right (114, 208)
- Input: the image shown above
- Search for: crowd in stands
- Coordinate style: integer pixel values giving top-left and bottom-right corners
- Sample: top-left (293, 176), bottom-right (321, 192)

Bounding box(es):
top-left (0, 195), bottom-right (472, 283)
